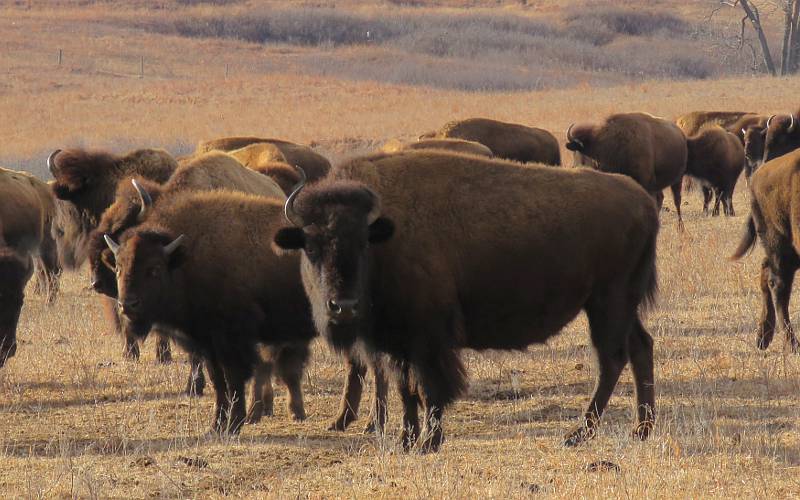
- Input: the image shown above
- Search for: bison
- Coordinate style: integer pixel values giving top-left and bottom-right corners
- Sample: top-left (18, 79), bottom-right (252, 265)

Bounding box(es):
top-left (274, 150), bottom-right (659, 452)
top-left (675, 110), bottom-right (758, 137)
top-left (105, 189), bottom-right (319, 434)
top-left (763, 111), bottom-right (800, 163)
top-left (196, 137), bottom-right (331, 180)
top-left (685, 127), bottom-right (745, 217)
top-left (381, 138), bottom-right (493, 158)
top-left (731, 147), bottom-right (800, 352)
top-left (566, 112), bottom-right (688, 228)
top-left (743, 125), bottom-right (768, 183)
top-left (1, 167), bottom-right (61, 366)
top-left (420, 118), bottom-right (560, 166)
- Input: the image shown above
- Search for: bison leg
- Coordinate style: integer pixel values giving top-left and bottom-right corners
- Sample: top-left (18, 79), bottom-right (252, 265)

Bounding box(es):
top-left (702, 186), bottom-right (713, 216)
top-left (155, 335), bottom-right (172, 364)
top-left (758, 259), bottom-right (777, 350)
top-left (565, 297), bottom-right (632, 447)
top-left (712, 189), bottom-right (722, 217)
top-left (208, 359), bottom-right (247, 435)
top-left (723, 187), bottom-right (735, 217)
top-left (122, 331), bottom-right (140, 361)
top-left (628, 319), bottom-right (655, 440)
top-left (329, 355), bottom-right (367, 431)
top-left (398, 364), bottom-right (421, 451)
top-left (206, 358), bottom-right (230, 433)
top-left (767, 260), bottom-right (800, 353)
top-left (246, 360), bottom-right (274, 424)
top-left (185, 354), bottom-right (206, 397)
top-left (653, 190), bottom-right (665, 211)
top-left (670, 181), bottom-right (684, 231)
top-left (37, 232), bottom-right (60, 304)
top-left (365, 358), bottom-right (389, 435)
top-left (276, 343), bottom-right (308, 421)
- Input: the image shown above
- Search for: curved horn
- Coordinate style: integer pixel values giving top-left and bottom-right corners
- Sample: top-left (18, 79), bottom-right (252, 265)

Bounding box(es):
top-left (789, 114), bottom-right (796, 133)
top-left (741, 128), bottom-right (747, 137)
top-left (283, 166), bottom-right (307, 227)
top-left (366, 190), bottom-right (382, 225)
top-left (766, 115), bottom-right (776, 129)
top-left (566, 123), bottom-right (584, 148)
top-left (104, 234), bottom-right (120, 256)
top-left (47, 149), bottom-right (61, 175)
top-left (163, 234), bottom-right (185, 256)
top-left (131, 178), bottom-right (153, 221)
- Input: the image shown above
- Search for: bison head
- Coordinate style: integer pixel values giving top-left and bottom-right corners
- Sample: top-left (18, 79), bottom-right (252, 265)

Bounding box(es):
top-left (565, 123), bottom-right (593, 154)
top-left (763, 113), bottom-right (799, 163)
top-left (274, 172), bottom-right (394, 349)
top-left (743, 126), bottom-right (767, 181)
top-left (0, 247), bottom-right (33, 368)
top-left (51, 198), bottom-right (91, 270)
top-left (104, 230), bottom-right (185, 337)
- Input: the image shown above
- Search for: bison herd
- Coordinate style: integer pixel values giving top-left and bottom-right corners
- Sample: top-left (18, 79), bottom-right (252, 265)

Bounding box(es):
top-left (1, 108), bottom-right (800, 453)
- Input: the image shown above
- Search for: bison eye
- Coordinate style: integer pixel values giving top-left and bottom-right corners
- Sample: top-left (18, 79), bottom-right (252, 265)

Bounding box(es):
top-left (149, 268), bottom-right (159, 277)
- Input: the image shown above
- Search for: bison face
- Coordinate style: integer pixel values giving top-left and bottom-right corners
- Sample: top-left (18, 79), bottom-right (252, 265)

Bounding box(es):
top-left (52, 199), bottom-right (90, 270)
top-left (92, 246), bottom-right (118, 298)
top-left (0, 252), bottom-right (33, 368)
top-left (274, 183), bottom-right (394, 349)
top-left (108, 232), bottom-right (185, 336)
top-left (763, 115), bottom-right (799, 163)
top-left (743, 126), bottom-right (766, 179)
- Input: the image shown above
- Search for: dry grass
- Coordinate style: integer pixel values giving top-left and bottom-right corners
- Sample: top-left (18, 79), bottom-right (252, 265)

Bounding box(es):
top-left (2, 1), bottom-right (800, 498)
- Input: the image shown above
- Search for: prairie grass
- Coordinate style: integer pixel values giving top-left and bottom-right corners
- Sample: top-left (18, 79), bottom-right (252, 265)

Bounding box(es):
top-left (1, 1), bottom-right (800, 498)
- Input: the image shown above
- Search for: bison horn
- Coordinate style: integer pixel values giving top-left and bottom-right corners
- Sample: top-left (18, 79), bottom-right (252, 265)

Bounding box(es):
top-left (47, 149), bottom-right (61, 175)
top-left (789, 114), bottom-right (796, 133)
top-left (284, 166), bottom-right (307, 227)
top-left (366, 190), bottom-right (382, 225)
top-left (104, 234), bottom-right (120, 256)
top-left (566, 124), bottom-right (584, 148)
top-left (741, 128), bottom-right (747, 137)
top-left (163, 234), bottom-right (185, 256)
top-left (766, 115), bottom-right (776, 129)
top-left (131, 178), bottom-right (153, 221)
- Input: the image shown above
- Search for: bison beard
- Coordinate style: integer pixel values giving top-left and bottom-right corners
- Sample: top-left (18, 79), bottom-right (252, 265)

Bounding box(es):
top-left (275, 151), bottom-right (659, 452)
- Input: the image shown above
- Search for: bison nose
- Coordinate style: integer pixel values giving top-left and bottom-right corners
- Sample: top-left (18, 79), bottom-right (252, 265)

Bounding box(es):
top-left (327, 298), bottom-right (359, 321)
top-left (119, 297), bottom-right (141, 315)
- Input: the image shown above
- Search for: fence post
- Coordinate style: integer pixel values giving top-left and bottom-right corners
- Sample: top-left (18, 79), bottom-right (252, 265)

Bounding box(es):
top-left (58, 48), bottom-right (62, 66)
top-left (139, 56), bottom-right (144, 78)
top-left (225, 63), bottom-right (229, 78)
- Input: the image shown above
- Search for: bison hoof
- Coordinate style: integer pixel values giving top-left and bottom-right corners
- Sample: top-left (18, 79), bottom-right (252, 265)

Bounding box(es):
top-left (328, 412), bottom-right (356, 432)
top-left (400, 429), bottom-right (419, 452)
top-left (756, 335), bottom-right (772, 351)
top-left (123, 344), bottom-right (140, 361)
top-left (363, 421), bottom-right (377, 435)
top-left (632, 421), bottom-right (653, 441)
top-left (185, 379), bottom-right (205, 397)
top-left (564, 425), bottom-right (596, 447)
top-left (156, 349), bottom-right (172, 364)
top-left (290, 409), bottom-right (306, 421)
top-left (419, 431), bottom-right (444, 454)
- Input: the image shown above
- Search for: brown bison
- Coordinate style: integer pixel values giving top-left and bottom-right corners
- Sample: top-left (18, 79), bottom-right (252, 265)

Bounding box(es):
top-left (274, 151), bottom-right (659, 452)
top-left (685, 127), bottom-right (745, 217)
top-left (105, 189), bottom-right (319, 434)
top-left (381, 138), bottom-right (493, 158)
top-left (675, 110), bottom-right (758, 137)
top-left (763, 111), bottom-right (800, 163)
top-left (196, 137), bottom-right (331, 180)
top-left (566, 113), bottom-right (688, 228)
top-left (743, 125), bottom-right (768, 183)
top-left (47, 148), bottom-right (178, 269)
top-left (731, 148), bottom-right (800, 352)
top-left (1, 167), bottom-right (61, 366)
top-left (88, 153), bottom-right (283, 356)
top-left (420, 118), bottom-right (561, 166)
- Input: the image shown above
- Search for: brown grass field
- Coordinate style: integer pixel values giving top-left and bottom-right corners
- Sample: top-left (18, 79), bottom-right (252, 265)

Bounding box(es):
top-left (2, 1), bottom-right (800, 498)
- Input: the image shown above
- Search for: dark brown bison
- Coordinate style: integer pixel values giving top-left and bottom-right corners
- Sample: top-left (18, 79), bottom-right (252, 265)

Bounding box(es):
top-left (381, 138), bottom-right (493, 158)
top-left (47, 148), bottom-right (178, 269)
top-left (763, 111), bottom-right (800, 163)
top-left (1, 167), bottom-right (61, 366)
top-left (743, 125), bottom-right (768, 183)
top-left (731, 148), bottom-right (800, 352)
top-left (566, 113), bottom-right (688, 228)
top-left (88, 153), bottom-right (286, 405)
top-left (196, 137), bottom-right (331, 180)
top-left (250, 163), bottom-right (302, 195)
top-left (685, 127), bottom-right (745, 217)
top-left (420, 118), bottom-right (561, 166)
top-left (675, 110), bottom-right (758, 137)
top-left (105, 189), bottom-right (319, 434)
top-left (274, 151), bottom-right (659, 452)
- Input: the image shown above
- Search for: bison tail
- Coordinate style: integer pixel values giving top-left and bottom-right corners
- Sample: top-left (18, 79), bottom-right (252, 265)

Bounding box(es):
top-left (638, 229), bottom-right (659, 313)
top-left (730, 216), bottom-right (757, 261)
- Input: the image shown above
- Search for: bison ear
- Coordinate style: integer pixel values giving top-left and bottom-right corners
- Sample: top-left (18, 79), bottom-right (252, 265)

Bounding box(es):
top-left (368, 217), bottom-right (394, 244)
top-left (100, 248), bottom-right (116, 271)
top-left (52, 183), bottom-right (79, 201)
top-left (273, 227), bottom-right (305, 252)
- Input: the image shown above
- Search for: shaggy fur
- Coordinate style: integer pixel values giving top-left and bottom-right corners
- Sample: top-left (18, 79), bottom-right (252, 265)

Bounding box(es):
top-left (567, 112), bottom-right (688, 228)
top-left (424, 118), bottom-right (560, 165)
top-left (763, 109), bottom-right (800, 162)
top-left (675, 110), bottom-right (758, 137)
top-left (49, 147), bottom-right (177, 268)
top-left (731, 148), bottom-right (800, 352)
top-left (251, 163), bottom-right (302, 195)
top-left (381, 138), bottom-right (493, 158)
top-left (685, 127), bottom-right (744, 217)
top-left (277, 150), bottom-right (659, 452)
